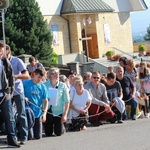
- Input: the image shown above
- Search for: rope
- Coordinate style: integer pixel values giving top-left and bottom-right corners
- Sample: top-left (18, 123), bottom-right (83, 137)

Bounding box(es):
top-left (14, 89), bottom-right (123, 120)
top-left (123, 97), bottom-right (133, 103)
top-left (0, 95), bottom-right (6, 105)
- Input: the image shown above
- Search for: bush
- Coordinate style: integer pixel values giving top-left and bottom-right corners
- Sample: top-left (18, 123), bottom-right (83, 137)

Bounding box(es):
top-left (138, 44), bottom-right (146, 51)
top-left (40, 51), bottom-right (58, 67)
top-left (105, 51), bottom-right (115, 56)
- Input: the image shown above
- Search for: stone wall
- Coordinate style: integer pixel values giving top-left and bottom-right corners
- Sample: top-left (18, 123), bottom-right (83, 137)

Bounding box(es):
top-left (96, 12), bottom-right (133, 56)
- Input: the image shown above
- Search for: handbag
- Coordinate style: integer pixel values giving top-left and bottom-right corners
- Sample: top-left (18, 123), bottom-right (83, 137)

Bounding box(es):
top-left (71, 112), bottom-right (88, 131)
top-left (69, 91), bottom-right (89, 131)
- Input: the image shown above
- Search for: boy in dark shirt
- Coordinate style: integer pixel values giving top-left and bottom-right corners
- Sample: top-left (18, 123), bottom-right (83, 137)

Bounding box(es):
top-left (105, 73), bottom-right (124, 123)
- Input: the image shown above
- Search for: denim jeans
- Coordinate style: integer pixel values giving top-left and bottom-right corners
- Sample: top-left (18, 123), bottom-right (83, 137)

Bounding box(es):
top-left (125, 98), bottom-right (138, 118)
top-left (0, 96), bottom-right (17, 141)
top-left (28, 117), bottom-right (42, 140)
top-left (12, 93), bottom-right (28, 141)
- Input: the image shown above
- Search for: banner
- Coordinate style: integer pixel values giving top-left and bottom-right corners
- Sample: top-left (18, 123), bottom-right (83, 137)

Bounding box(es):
top-left (52, 25), bottom-right (59, 46)
top-left (103, 24), bottom-right (111, 44)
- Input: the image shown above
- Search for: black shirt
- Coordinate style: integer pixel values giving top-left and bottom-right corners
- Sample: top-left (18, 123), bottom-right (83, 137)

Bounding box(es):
top-left (105, 81), bottom-right (122, 102)
top-left (116, 76), bottom-right (134, 100)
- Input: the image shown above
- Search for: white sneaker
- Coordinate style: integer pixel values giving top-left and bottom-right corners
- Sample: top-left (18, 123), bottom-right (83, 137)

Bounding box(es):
top-left (136, 111), bottom-right (143, 119)
top-left (145, 113), bottom-right (150, 118)
top-left (139, 111), bottom-right (144, 119)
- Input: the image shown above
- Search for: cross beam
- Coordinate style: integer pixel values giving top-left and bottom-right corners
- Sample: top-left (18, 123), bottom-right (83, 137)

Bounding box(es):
top-left (79, 36), bottom-right (92, 62)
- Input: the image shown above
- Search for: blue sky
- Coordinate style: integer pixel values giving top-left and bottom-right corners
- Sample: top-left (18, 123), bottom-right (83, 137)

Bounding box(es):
top-left (130, 0), bottom-right (150, 34)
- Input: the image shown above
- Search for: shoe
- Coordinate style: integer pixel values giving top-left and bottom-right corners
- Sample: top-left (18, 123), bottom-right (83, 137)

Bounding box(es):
top-left (145, 113), bottom-right (150, 118)
top-left (117, 120), bottom-right (123, 124)
top-left (8, 139), bottom-right (21, 148)
top-left (20, 139), bottom-right (27, 145)
top-left (92, 122), bottom-right (100, 127)
top-left (131, 116), bottom-right (136, 120)
top-left (62, 126), bottom-right (66, 134)
top-left (136, 111), bottom-right (143, 119)
top-left (81, 126), bottom-right (87, 130)
top-left (100, 120), bottom-right (104, 125)
top-left (107, 115), bottom-right (116, 124)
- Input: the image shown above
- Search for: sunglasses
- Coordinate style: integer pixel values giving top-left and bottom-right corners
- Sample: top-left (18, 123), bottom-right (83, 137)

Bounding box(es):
top-left (50, 72), bottom-right (59, 75)
top-left (93, 77), bottom-right (100, 79)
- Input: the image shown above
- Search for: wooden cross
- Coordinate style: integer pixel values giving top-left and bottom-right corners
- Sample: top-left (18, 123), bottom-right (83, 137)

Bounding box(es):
top-left (79, 36), bottom-right (92, 62)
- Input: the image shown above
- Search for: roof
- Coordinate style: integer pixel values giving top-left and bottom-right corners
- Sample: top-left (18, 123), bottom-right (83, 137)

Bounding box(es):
top-left (60, 0), bottom-right (114, 15)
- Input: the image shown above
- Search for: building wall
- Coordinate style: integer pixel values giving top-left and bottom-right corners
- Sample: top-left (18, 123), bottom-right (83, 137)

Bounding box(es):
top-left (43, 12), bottom-right (133, 58)
top-left (68, 15), bottom-right (81, 53)
top-left (104, 0), bottom-right (132, 12)
top-left (65, 12), bottom-right (133, 57)
top-left (44, 15), bottom-right (70, 55)
top-left (96, 12), bottom-right (133, 57)
top-left (104, 0), bottom-right (147, 12)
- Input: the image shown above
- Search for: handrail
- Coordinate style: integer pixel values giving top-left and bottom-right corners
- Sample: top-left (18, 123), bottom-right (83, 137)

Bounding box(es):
top-left (111, 47), bottom-right (133, 57)
top-left (111, 47), bottom-right (150, 63)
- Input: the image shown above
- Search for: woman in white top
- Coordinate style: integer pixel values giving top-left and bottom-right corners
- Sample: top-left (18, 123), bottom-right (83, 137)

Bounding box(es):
top-left (69, 78), bottom-right (92, 131)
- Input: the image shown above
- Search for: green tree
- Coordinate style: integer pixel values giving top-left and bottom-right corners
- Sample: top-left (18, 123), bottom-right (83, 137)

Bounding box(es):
top-left (0, 0), bottom-right (54, 62)
top-left (144, 25), bottom-right (150, 41)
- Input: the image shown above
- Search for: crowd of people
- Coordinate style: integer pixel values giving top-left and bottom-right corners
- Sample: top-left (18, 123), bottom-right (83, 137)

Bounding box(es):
top-left (0, 41), bottom-right (150, 148)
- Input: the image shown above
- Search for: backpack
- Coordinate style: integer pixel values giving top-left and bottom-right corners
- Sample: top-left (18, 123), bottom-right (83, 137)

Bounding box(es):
top-left (15, 105), bottom-right (35, 130)
top-left (25, 105), bottom-right (35, 130)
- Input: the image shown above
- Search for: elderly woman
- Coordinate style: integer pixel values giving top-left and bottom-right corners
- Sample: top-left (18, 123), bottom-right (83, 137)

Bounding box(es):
top-left (44, 68), bottom-right (70, 136)
top-left (69, 77), bottom-right (92, 131)
top-left (124, 59), bottom-right (138, 82)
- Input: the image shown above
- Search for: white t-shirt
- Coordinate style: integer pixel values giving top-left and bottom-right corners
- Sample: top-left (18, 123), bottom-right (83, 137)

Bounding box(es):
top-left (69, 89), bottom-right (92, 118)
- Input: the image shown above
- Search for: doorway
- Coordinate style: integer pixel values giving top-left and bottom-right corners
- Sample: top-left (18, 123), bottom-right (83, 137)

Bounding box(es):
top-left (81, 29), bottom-right (99, 59)
top-left (87, 33), bottom-right (99, 59)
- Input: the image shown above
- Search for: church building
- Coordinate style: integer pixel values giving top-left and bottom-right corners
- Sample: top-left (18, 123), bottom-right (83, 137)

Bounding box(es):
top-left (36, 0), bottom-right (147, 60)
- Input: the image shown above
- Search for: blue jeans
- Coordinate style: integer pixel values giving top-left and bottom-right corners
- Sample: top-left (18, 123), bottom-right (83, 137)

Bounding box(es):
top-left (28, 117), bottom-right (42, 140)
top-left (12, 93), bottom-right (28, 141)
top-left (125, 98), bottom-right (138, 118)
top-left (0, 96), bottom-right (17, 141)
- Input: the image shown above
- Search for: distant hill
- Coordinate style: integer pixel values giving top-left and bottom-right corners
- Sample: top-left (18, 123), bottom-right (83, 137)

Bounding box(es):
top-left (132, 30), bottom-right (147, 43)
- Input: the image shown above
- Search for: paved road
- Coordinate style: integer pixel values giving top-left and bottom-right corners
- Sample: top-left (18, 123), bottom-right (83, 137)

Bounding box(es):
top-left (1, 118), bottom-right (150, 150)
